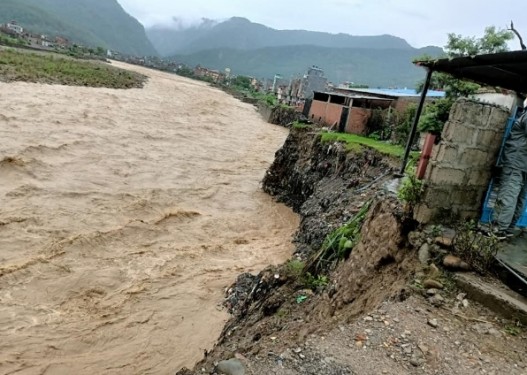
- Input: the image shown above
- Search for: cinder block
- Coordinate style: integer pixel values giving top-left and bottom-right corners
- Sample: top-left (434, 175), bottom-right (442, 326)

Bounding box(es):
top-left (443, 123), bottom-right (477, 145)
top-left (467, 169), bottom-right (491, 186)
top-left (460, 148), bottom-right (490, 167)
top-left (423, 187), bottom-right (452, 208)
top-left (435, 143), bottom-right (459, 164)
top-left (475, 129), bottom-right (500, 148)
top-left (486, 106), bottom-right (510, 130)
top-left (429, 166), bottom-right (466, 185)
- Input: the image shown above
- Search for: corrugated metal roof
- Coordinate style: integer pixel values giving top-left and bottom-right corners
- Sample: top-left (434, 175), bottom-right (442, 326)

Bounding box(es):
top-left (415, 50), bottom-right (527, 94)
top-left (338, 87), bottom-right (445, 98)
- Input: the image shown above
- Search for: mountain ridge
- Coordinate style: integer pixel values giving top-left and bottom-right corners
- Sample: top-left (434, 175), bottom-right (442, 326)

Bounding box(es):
top-left (147, 17), bottom-right (416, 56)
top-left (0, 0), bottom-right (156, 56)
top-left (173, 44), bottom-right (443, 87)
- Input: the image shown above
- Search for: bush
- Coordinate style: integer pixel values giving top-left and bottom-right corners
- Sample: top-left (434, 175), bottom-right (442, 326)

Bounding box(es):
top-left (306, 200), bottom-right (372, 274)
top-left (397, 167), bottom-right (423, 206)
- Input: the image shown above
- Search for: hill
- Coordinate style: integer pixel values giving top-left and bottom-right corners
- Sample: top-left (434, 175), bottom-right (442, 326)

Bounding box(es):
top-left (174, 45), bottom-right (443, 87)
top-left (0, 0), bottom-right (156, 56)
top-left (147, 17), bottom-right (413, 56)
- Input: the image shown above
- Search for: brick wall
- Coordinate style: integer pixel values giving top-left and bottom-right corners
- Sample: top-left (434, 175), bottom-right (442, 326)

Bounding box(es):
top-left (415, 99), bottom-right (510, 223)
top-left (346, 107), bottom-right (371, 135)
top-left (325, 103), bottom-right (344, 127)
top-left (309, 100), bottom-right (328, 122)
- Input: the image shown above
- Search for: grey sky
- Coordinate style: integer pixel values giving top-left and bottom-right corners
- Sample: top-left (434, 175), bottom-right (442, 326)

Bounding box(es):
top-left (118, 0), bottom-right (526, 48)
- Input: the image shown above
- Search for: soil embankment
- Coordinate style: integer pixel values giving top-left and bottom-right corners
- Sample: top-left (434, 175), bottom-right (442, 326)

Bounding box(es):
top-left (180, 128), bottom-right (527, 375)
top-left (0, 62), bottom-right (298, 373)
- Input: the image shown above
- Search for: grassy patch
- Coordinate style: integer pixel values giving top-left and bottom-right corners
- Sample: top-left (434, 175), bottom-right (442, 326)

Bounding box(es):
top-left (306, 200), bottom-right (372, 274)
top-left (320, 131), bottom-right (419, 160)
top-left (0, 48), bottom-right (146, 89)
top-left (292, 121), bottom-right (312, 130)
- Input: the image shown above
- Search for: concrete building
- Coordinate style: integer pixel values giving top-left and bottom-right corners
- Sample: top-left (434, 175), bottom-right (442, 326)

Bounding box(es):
top-left (6, 21), bottom-right (23, 34)
top-left (301, 66), bottom-right (328, 100)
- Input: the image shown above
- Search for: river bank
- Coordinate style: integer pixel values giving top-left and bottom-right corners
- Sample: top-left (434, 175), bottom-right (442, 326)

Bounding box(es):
top-left (178, 127), bottom-right (527, 375)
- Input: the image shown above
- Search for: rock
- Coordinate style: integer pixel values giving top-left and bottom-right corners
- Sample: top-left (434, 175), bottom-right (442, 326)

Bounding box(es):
top-left (435, 235), bottom-right (454, 248)
top-left (428, 263), bottom-right (441, 279)
top-left (426, 288), bottom-right (438, 296)
top-left (428, 319), bottom-right (438, 328)
top-left (364, 316), bottom-right (374, 322)
top-left (443, 255), bottom-right (470, 271)
top-left (418, 243), bottom-right (431, 265)
top-left (423, 279), bottom-right (444, 289)
top-left (429, 294), bottom-right (445, 307)
top-left (462, 299), bottom-right (469, 308)
top-left (410, 355), bottom-right (424, 367)
top-left (418, 343), bottom-right (429, 354)
top-left (216, 358), bottom-right (245, 375)
top-left (409, 231), bottom-right (425, 248)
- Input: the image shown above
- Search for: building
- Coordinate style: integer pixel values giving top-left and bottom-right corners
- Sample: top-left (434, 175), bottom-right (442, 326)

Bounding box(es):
top-left (55, 36), bottom-right (69, 48)
top-left (6, 21), bottom-right (23, 34)
top-left (308, 91), bottom-right (392, 134)
top-left (300, 66), bottom-right (328, 100)
top-left (194, 66), bottom-right (225, 83)
top-left (333, 86), bottom-right (445, 113)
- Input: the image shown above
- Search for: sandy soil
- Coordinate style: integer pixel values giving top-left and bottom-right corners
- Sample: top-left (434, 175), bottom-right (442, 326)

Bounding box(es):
top-left (0, 62), bottom-right (298, 374)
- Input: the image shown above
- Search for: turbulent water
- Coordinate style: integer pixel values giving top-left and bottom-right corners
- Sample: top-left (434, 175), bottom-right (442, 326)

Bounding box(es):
top-left (0, 62), bottom-right (298, 374)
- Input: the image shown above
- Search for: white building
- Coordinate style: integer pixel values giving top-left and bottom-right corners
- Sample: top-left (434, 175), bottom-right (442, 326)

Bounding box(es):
top-left (6, 21), bottom-right (23, 34)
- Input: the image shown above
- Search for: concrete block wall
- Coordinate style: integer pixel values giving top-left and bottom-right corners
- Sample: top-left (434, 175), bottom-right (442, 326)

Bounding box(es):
top-left (415, 98), bottom-right (510, 223)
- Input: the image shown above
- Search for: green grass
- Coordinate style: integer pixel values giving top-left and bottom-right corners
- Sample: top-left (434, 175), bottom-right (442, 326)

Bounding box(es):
top-left (0, 48), bottom-right (146, 89)
top-left (320, 131), bottom-right (419, 160)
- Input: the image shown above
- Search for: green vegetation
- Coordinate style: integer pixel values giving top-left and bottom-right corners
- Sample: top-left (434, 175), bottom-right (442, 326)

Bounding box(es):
top-left (320, 131), bottom-right (418, 160)
top-left (285, 259), bottom-right (329, 291)
top-left (306, 201), bottom-right (372, 274)
top-left (397, 166), bottom-right (423, 206)
top-left (414, 26), bottom-right (514, 135)
top-left (0, 0), bottom-right (157, 56)
top-left (0, 49), bottom-right (146, 88)
top-left (452, 220), bottom-right (500, 275)
top-left (0, 34), bottom-right (28, 48)
top-left (292, 121), bottom-right (311, 130)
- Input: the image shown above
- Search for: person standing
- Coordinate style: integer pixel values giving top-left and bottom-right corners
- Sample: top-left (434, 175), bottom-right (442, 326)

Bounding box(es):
top-left (493, 98), bottom-right (527, 239)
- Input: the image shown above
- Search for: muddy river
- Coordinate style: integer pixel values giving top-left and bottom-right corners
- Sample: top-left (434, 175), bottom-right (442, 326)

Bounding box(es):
top-left (0, 63), bottom-right (298, 374)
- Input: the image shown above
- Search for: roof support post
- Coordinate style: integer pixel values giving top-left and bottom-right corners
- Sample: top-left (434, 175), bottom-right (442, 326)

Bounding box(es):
top-left (398, 68), bottom-right (433, 176)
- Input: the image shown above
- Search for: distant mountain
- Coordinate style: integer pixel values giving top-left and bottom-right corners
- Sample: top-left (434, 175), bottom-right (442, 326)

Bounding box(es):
top-left (174, 45), bottom-right (444, 88)
top-left (0, 0), bottom-right (156, 56)
top-left (147, 17), bottom-right (414, 56)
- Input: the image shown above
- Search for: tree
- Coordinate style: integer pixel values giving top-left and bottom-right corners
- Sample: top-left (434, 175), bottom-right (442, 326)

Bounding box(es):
top-left (415, 26), bottom-right (514, 134)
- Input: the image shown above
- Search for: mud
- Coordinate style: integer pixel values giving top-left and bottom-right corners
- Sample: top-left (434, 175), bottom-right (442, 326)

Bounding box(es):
top-left (177, 128), bottom-right (420, 374)
top-left (263, 128), bottom-right (396, 256)
top-left (0, 62), bottom-right (299, 374)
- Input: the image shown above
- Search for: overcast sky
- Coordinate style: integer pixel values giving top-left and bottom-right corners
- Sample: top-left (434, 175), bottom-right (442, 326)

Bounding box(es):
top-left (117, 0), bottom-right (526, 48)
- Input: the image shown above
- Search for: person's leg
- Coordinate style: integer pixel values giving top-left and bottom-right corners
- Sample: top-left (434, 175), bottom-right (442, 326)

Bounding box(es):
top-left (510, 171), bottom-right (527, 229)
top-left (494, 168), bottom-right (524, 231)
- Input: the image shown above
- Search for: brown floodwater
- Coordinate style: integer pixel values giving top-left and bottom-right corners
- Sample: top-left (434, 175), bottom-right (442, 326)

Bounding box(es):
top-left (0, 62), bottom-right (298, 374)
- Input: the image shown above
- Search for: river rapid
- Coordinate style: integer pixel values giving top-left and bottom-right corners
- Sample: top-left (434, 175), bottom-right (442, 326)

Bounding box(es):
top-left (0, 62), bottom-right (298, 374)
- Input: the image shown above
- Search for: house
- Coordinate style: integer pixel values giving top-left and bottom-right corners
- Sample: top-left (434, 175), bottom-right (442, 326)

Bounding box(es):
top-left (55, 36), bottom-right (69, 48)
top-left (6, 21), bottom-right (23, 34)
top-left (308, 91), bottom-right (393, 134)
top-left (194, 66), bottom-right (225, 83)
top-left (333, 86), bottom-right (445, 113)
